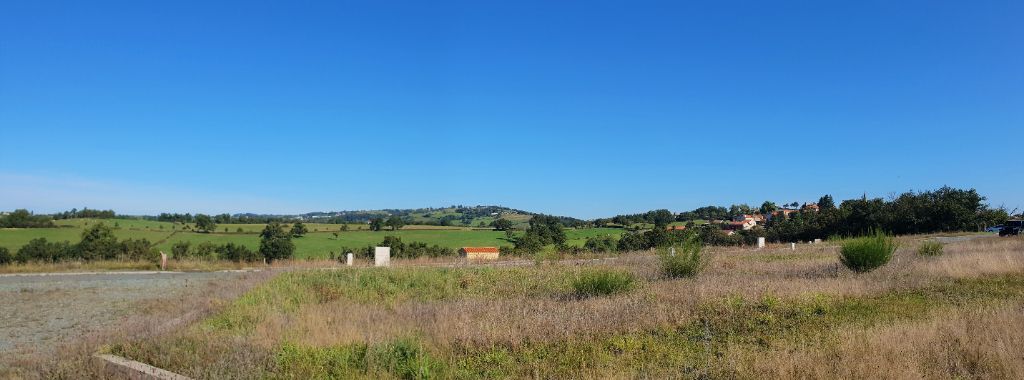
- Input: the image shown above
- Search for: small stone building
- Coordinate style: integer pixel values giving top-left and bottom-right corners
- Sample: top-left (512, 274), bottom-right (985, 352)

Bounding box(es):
top-left (460, 247), bottom-right (500, 260)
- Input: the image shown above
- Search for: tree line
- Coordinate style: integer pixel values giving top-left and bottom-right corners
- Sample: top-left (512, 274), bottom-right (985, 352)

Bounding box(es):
top-left (0, 209), bottom-right (56, 228)
top-left (762, 187), bottom-right (1007, 242)
top-left (52, 207), bottom-right (116, 220)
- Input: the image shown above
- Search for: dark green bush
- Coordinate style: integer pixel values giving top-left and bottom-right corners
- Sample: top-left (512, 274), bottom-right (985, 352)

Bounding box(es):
top-left (584, 235), bottom-right (617, 253)
top-left (572, 270), bottom-right (636, 297)
top-left (16, 238), bottom-right (75, 263)
top-left (840, 229), bottom-right (898, 273)
top-left (171, 241), bottom-right (191, 259)
top-left (0, 247), bottom-right (11, 265)
top-left (917, 241), bottom-right (944, 256)
top-left (118, 238), bottom-right (155, 261)
top-left (194, 241), bottom-right (219, 259)
top-left (77, 223), bottom-right (118, 260)
top-left (659, 234), bottom-right (707, 278)
top-left (216, 243), bottom-right (260, 262)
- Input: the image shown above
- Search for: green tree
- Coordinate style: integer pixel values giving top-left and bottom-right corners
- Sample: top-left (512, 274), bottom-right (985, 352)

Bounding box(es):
top-left (369, 218), bottom-right (384, 231)
top-left (290, 221), bottom-right (309, 237)
top-left (194, 214), bottom-right (216, 233)
top-left (818, 195), bottom-right (836, 210)
top-left (513, 233), bottom-right (545, 254)
top-left (760, 201), bottom-right (777, 215)
top-left (78, 222), bottom-right (119, 260)
top-left (385, 216), bottom-right (405, 231)
top-left (259, 222), bottom-right (294, 263)
top-left (650, 209), bottom-right (675, 229)
top-left (525, 215), bottom-right (567, 246)
top-left (728, 204), bottom-right (753, 218)
top-left (0, 209), bottom-right (55, 228)
top-left (0, 247), bottom-right (11, 265)
top-left (492, 218), bottom-right (514, 231)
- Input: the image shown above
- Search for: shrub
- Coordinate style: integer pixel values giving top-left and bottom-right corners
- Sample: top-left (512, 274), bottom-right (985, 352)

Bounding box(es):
top-left (584, 235), bottom-right (617, 253)
top-left (513, 233), bottom-right (545, 255)
top-left (16, 238), bottom-right (75, 263)
top-left (659, 233), bottom-right (706, 278)
top-left (194, 241), bottom-right (219, 259)
top-left (171, 241), bottom-right (191, 259)
top-left (0, 247), bottom-right (11, 265)
top-left (840, 229), bottom-right (898, 273)
top-left (917, 241), bottom-right (944, 256)
top-left (77, 223), bottom-right (118, 260)
top-left (572, 270), bottom-right (636, 297)
top-left (217, 243), bottom-right (260, 262)
top-left (118, 238), bottom-right (154, 261)
top-left (616, 232), bottom-right (648, 252)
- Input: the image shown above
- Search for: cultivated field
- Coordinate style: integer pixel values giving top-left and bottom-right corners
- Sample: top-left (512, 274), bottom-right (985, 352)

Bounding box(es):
top-left (0, 218), bottom-right (626, 261)
top-left (5, 235), bottom-right (1023, 378)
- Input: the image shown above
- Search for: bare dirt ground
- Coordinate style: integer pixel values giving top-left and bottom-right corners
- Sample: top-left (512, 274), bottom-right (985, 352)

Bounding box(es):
top-left (0, 271), bottom-right (246, 356)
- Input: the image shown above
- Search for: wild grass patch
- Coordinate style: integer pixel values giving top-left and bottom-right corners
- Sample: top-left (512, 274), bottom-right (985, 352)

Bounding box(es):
top-left (840, 230), bottom-right (898, 273)
top-left (918, 241), bottom-right (944, 256)
top-left (658, 236), bottom-right (707, 278)
top-left (571, 269), bottom-right (636, 298)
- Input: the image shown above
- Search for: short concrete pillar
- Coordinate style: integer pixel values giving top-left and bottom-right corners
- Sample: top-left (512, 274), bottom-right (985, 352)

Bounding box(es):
top-left (345, 253), bottom-right (353, 266)
top-left (790, 242), bottom-right (796, 251)
top-left (374, 247), bottom-right (390, 267)
top-left (159, 251), bottom-right (167, 271)
top-left (757, 237), bottom-right (766, 249)
top-left (813, 238), bottom-right (821, 244)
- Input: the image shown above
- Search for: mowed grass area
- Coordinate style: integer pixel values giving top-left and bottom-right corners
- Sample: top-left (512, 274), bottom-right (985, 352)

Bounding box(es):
top-left (0, 219), bottom-right (626, 259)
top-left (0, 227), bottom-right (174, 251)
top-left (40, 236), bottom-right (1023, 379)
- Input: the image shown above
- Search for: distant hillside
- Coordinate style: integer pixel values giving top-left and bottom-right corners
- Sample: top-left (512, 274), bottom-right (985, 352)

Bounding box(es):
top-left (240, 205), bottom-right (583, 228)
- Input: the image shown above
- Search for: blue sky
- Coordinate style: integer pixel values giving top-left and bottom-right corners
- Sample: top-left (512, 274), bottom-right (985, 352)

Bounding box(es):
top-left (1, 1), bottom-right (1022, 218)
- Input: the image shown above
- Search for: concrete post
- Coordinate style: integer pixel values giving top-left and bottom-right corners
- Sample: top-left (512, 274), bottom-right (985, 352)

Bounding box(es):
top-left (813, 238), bottom-right (821, 244)
top-left (346, 253), bottom-right (354, 266)
top-left (374, 247), bottom-right (390, 267)
top-left (757, 237), bottom-right (766, 249)
top-left (790, 242), bottom-right (796, 251)
top-left (159, 251), bottom-right (167, 271)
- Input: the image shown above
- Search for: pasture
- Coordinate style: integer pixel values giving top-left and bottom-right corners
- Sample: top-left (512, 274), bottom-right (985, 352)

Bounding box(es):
top-left (0, 218), bottom-right (626, 260)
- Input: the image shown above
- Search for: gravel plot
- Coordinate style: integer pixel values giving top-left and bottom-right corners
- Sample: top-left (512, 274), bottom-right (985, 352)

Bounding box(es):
top-left (0, 271), bottom-right (243, 355)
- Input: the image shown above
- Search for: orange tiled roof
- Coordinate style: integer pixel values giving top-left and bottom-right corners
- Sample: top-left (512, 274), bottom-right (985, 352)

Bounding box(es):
top-left (461, 247), bottom-right (499, 253)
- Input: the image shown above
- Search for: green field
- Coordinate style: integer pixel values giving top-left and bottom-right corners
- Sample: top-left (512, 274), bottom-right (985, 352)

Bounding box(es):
top-left (1, 219), bottom-right (625, 259)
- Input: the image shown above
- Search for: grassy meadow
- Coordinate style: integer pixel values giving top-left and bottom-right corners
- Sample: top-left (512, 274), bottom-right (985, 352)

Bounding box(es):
top-left (0, 218), bottom-right (626, 260)
top-left (13, 235), bottom-right (1024, 379)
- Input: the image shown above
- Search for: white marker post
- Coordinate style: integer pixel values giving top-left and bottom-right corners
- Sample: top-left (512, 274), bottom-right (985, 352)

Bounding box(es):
top-left (374, 247), bottom-right (391, 267)
top-left (346, 253), bottom-right (354, 266)
top-left (791, 242), bottom-right (796, 251)
top-left (757, 237), bottom-right (766, 249)
top-left (159, 251), bottom-right (167, 271)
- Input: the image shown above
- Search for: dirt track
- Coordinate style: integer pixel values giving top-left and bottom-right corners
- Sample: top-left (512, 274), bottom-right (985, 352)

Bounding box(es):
top-left (0, 271), bottom-right (245, 355)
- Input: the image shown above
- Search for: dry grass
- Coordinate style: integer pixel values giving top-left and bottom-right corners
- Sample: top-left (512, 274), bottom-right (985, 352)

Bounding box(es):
top-left (7, 235), bottom-right (1024, 378)
top-left (731, 301), bottom-right (1024, 379)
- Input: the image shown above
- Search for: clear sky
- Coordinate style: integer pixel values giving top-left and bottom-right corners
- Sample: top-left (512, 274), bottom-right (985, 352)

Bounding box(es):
top-left (1, 1), bottom-right (1022, 218)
